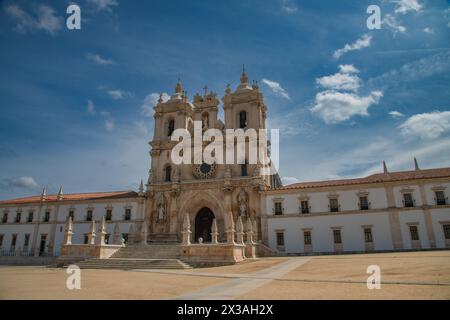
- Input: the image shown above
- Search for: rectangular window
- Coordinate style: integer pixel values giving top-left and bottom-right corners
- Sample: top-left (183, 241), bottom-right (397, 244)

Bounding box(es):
top-left (1, 213), bottom-right (7, 223)
top-left (24, 234), bottom-right (30, 247)
top-left (403, 193), bottom-right (414, 207)
top-left (304, 231), bottom-right (312, 245)
top-left (83, 234), bottom-right (88, 244)
top-left (86, 210), bottom-right (93, 221)
top-left (359, 196), bottom-right (369, 210)
top-left (43, 211), bottom-right (50, 222)
top-left (333, 229), bottom-right (342, 244)
top-left (11, 234), bottom-right (17, 247)
top-left (68, 210), bottom-right (75, 221)
top-left (15, 212), bottom-right (21, 223)
top-left (300, 200), bottom-right (309, 214)
top-left (276, 232), bottom-right (285, 246)
top-left (442, 224), bottom-right (450, 240)
top-left (27, 211), bottom-right (34, 223)
top-left (124, 209), bottom-right (131, 221)
top-left (329, 198), bottom-right (339, 212)
top-left (435, 191), bottom-right (446, 206)
top-left (105, 209), bottom-right (113, 221)
top-left (409, 225), bottom-right (419, 241)
top-left (105, 234), bottom-right (110, 244)
top-left (274, 202), bottom-right (283, 215)
top-left (0, 234), bottom-right (4, 246)
top-left (364, 228), bottom-right (373, 243)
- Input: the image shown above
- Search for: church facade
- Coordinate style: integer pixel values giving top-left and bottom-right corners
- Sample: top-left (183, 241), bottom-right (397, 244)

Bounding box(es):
top-left (0, 70), bottom-right (449, 262)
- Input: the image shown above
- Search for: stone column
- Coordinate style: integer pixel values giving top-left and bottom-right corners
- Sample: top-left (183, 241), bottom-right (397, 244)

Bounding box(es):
top-left (140, 220), bottom-right (148, 245)
top-left (226, 212), bottom-right (235, 244)
top-left (63, 216), bottom-right (74, 245)
top-left (181, 214), bottom-right (191, 245)
top-left (128, 224), bottom-right (136, 244)
top-left (97, 217), bottom-right (106, 246)
top-left (236, 216), bottom-right (244, 245)
top-left (87, 220), bottom-right (96, 245)
top-left (211, 218), bottom-right (219, 244)
top-left (246, 218), bottom-right (254, 244)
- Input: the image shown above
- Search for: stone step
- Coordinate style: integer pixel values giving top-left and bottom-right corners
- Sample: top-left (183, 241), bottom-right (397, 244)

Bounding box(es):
top-left (76, 258), bottom-right (191, 270)
top-left (111, 244), bottom-right (181, 259)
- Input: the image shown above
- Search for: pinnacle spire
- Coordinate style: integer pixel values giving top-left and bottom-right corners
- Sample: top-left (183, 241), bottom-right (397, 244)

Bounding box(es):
top-left (414, 157), bottom-right (420, 171)
top-left (57, 186), bottom-right (64, 200)
top-left (41, 187), bottom-right (47, 201)
top-left (383, 160), bottom-right (388, 174)
top-left (175, 77), bottom-right (183, 94)
top-left (139, 179), bottom-right (144, 195)
top-left (240, 64), bottom-right (248, 84)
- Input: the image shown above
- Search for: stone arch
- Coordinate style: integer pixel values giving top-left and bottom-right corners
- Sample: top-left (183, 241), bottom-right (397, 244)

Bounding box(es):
top-left (178, 190), bottom-right (226, 241)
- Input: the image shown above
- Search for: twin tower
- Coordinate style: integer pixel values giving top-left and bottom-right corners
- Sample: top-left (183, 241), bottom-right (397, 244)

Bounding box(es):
top-left (143, 68), bottom-right (280, 243)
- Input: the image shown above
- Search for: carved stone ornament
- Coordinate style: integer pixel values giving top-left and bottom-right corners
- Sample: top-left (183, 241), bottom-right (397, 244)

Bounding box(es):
top-left (192, 162), bottom-right (217, 179)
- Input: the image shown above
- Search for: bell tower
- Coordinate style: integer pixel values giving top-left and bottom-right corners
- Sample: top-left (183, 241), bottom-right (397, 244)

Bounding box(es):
top-left (149, 79), bottom-right (194, 185)
top-left (222, 65), bottom-right (267, 130)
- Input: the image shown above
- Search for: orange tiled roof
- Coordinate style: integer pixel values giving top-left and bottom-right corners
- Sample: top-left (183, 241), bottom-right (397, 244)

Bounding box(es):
top-left (279, 167), bottom-right (450, 190)
top-left (0, 191), bottom-right (139, 205)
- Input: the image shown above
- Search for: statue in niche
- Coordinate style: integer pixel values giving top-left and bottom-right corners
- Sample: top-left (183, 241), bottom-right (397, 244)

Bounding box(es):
top-left (155, 192), bottom-right (166, 222)
top-left (237, 188), bottom-right (248, 217)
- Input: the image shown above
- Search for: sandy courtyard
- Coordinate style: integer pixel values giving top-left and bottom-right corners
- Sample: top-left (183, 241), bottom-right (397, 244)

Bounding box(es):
top-left (0, 251), bottom-right (449, 300)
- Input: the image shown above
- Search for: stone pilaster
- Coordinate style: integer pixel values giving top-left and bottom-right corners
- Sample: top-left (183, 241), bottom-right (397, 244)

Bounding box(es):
top-left (418, 182), bottom-right (436, 248)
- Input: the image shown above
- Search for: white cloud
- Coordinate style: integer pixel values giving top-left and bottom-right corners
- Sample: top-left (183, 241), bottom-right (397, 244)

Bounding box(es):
top-left (1, 176), bottom-right (40, 192)
top-left (393, 0), bottom-right (423, 14)
top-left (87, 100), bottom-right (115, 131)
top-left (333, 34), bottom-right (372, 59)
top-left (5, 4), bottom-right (62, 35)
top-left (423, 27), bottom-right (433, 34)
top-left (100, 111), bottom-right (115, 131)
top-left (316, 69), bottom-right (360, 91)
top-left (87, 0), bottom-right (119, 13)
top-left (281, 0), bottom-right (298, 13)
top-left (383, 14), bottom-right (406, 33)
top-left (87, 99), bottom-right (96, 114)
top-left (141, 93), bottom-right (170, 117)
top-left (107, 89), bottom-right (129, 100)
top-left (86, 53), bottom-right (115, 65)
top-left (281, 176), bottom-right (300, 185)
top-left (338, 64), bottom-right (359, 74)
top-left (261, 78), bottom-right (290, 99)
top-left (311, 90), bottom-right (383, 124)
top-left (389, 111), bottom-right (405, 118)
top-left (399, 111), bottom-right (450, 140)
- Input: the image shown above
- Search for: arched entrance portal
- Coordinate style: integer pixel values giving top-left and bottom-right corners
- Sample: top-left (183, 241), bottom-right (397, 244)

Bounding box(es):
top-left (194, 207), bottom-right (215, 243)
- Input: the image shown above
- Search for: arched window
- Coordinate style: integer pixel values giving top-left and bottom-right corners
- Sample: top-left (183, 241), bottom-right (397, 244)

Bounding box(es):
top-left (241, 160), bottom-right (248, 177)
top-left (239, 111), bottom-right (247, 129)
top-left (167, 119), bottom-right (175, 137)
top-left (165, 166), bottom-right (172, 182)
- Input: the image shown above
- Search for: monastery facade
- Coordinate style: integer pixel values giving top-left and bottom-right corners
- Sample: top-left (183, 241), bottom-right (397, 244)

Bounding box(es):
top-left (0, 70), bottom-right (449, 264)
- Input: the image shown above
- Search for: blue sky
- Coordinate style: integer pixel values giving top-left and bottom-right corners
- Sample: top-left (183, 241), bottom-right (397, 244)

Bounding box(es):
top-left (0, 0), bottom-right (449, 199)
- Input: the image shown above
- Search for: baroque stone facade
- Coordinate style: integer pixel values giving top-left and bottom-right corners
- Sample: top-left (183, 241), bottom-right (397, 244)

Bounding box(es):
top-left (0, 70), bottom-right (449, 263)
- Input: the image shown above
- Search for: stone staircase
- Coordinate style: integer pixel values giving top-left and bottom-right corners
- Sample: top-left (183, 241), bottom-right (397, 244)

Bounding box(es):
top-left (75, 244), bottom-right (192, 270)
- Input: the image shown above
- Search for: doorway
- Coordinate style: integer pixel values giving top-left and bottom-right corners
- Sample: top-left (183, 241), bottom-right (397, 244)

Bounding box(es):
top-left (194, 207), bottom-right (215, 243)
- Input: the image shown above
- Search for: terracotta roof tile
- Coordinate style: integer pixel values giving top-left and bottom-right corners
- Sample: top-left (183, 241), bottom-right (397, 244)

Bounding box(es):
top-left (0, 191), bottom-right (139, 205)
top-left (279, 167), bottom-right (450, 190)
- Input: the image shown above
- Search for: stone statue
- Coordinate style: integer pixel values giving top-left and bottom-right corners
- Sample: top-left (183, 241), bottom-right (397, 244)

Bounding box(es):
top-left (237, 188), bottom-right (248, 217)
top-left (158, 205), bottom-right (165, 221)
top-left (155, 192), bottom-right (166, 222)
